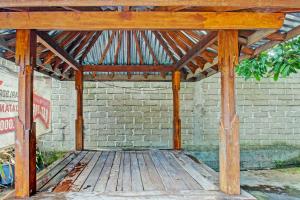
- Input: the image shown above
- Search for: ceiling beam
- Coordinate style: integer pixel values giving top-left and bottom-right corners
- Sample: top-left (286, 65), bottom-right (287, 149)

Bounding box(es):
top-left (36, 31), bottom-right (79, 71)
top-left (82, 65), bottom-right (175, 72)
top-left (175, 32), bottom-right (217, 70)
top-left (0, 0), bottom-right (299, 8)
top-left (0, 12), bottom-right (285, 30)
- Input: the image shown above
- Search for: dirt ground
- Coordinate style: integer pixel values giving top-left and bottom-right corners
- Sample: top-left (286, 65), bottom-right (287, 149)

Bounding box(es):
top-left (241, 167), bottom-right (300, 200)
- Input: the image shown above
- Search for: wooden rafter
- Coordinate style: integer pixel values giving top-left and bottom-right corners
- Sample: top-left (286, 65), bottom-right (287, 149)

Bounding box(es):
top-left (60, 32), bottom-right (95, 74)
top-left (241, 25), bottom-right (300, 59)
top-left (36, 31), bottom-right (79, 71)
top-left (246, 30), bottom-right (277, 46)
top-left (127, 30), bottom-right (131, 79)
top-left (168, 32), bottom-right (189, 53)
top-left (175, 32), bottom-right (217, 70)
top-left (114, 31), bottom-right (124, 65)
top-left (153, 31), bottom-right (176, 63)
top-left (53, 32), bottom-right (86, 74)
top-left (41, 32), bottom-right (79, 65)
top-left (73, 32), bottom-right (94, 59)
top-left (141, 31), bottom-right (159, 65)
top-left (0, 12), bottom-right (285, 30)
top-left (160, 32), bottom-right (183, 58)
top-left (99, 31), bottom-right (116, 64)
top-left (133, 31), bottom-right (143, 64)
top-left (79, 31), bottom-right (102, 64)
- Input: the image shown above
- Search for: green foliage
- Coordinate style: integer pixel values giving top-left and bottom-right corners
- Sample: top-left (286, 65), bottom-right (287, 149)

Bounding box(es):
top-left (236, 37), bottom-right (300, 81)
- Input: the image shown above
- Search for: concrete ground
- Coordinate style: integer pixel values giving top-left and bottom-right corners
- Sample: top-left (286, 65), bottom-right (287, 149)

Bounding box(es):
top-left (241, 167), bottom-right (300, 200)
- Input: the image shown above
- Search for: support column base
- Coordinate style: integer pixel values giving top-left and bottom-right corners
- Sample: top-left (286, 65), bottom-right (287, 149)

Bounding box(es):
top-left (75, 116), bottom-right (84, 151)
top-left (15, 120), bottom-right (36, 198)
top-left (219, 115), bottom-right (240, 195)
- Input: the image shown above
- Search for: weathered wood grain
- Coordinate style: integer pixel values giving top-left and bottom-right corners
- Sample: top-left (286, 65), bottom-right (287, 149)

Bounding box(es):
top-left (0, 12), bottom-right (285, 30)
top-left (70, 151), bottom-right (102, 191)
top-left (218, 30), bottom-right (240, 195)
top-left (15, 29), bottom-right (37, 198)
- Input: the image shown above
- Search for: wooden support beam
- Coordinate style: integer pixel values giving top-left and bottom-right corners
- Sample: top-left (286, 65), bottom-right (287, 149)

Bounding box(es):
top-left (15, 29), bottom-right (37, 198)
top-left (175, 32), bottom-right (217, 70)
top-left (0, 0), bottom-right (299, 8)
top-left (36, 31), bottom-right (79, 71)
top-left (82, 65), bottom-right (175, 72)
top-left (218, 30), bottom-right (240, 195)
top-left (172, 71), bottom-right (181, 150)
top-left (0, 12), bottom-right (285, 30)
top-left (75, 68), bottom-right (84, 151)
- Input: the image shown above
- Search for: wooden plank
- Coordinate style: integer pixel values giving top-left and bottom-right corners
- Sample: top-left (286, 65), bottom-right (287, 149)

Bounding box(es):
top-left (53, 152), bottom-right (95, 192)
top-left (106, 151), bottom-right (122, 192)
top-left (149, 151), bottom-right (178, 191)
top-left (172, 151), bottom-right (218, 184)
top-left (172, 71), bottom-right (181, 150)
top-left (154, 151), bottom-right (188, 190)
top-left (0, 0), bottom-right (299, 8)
top-left (142, 152), bottom-right (165, 191)
top-left (94, 151), bottom-right (116, 192)
top-left (36, 31), bottom-right (79, 71)
top-left (37, 152), bottom-right (78, 190)
top-left (170, 151), bottom-right (218, 190)
top-left (116, 152), bottom-right (125, 191)
top-left (130, 152), bottom-right (144, 192)
top-left (14, 29), bottom-right (37, 198)
top-left (70, 151), bottom-right (102, 192)
top-left (40, 151), bottom-right (88, 192)
top-left (82, 65), bottom-right (175, 72)
top-left (75, 68), bottom-right (84, 151)
top-left (162, 151), bottom-right (202, 190)
top-left (122, 151), bottom-right (132, 191)
top-left (136, 152), bottom-right (155, 191)
top-left (81, 151), bottom-right (109, 192)
top-left (37, 152), bottom-right (72, 180)
top-left (175, 32), bottom-right (217, 70)
top-left (218, 30), bottom-right (240, 195)
top-left (0, 12), bottom-right (285, 30)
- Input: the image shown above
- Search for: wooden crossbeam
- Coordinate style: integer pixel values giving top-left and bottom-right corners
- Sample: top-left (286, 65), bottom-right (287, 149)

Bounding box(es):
top-left (82, 65), bottom-right (175, 72)
top-left (0, 0), bottom-right (299, 8)
top-left (0, 12), bottom-right (285, 30)
top-left (174, 32), bottom-right (217, 70)
top-left (36, 31), bottom-right (79, 71)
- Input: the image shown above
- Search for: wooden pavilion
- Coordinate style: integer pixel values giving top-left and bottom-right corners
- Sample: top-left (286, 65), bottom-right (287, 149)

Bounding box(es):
top-left (0, 1), bottom-right (300, 199)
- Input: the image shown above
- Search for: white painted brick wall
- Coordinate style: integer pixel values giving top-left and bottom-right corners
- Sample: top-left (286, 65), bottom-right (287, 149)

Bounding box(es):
top-left (40, 72), bottom-right (300, 151)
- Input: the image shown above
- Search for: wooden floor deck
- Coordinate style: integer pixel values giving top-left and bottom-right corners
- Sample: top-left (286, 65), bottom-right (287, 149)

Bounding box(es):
top-left (7, 150), bottom-right (255, 200)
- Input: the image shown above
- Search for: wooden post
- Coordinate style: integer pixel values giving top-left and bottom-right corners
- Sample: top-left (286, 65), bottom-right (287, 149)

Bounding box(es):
top-left (75, 68), bottom-right (84, 150)
top-left (172, 70), bottom-right (181, 150)
top-left (218, 30), bottom-right (240, 195)
top-left (15, 29), bottom-right (37, 198)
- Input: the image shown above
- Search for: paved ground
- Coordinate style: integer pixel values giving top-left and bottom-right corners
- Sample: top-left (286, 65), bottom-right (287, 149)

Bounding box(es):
top-left (241, 167), bottom-right (300, 200)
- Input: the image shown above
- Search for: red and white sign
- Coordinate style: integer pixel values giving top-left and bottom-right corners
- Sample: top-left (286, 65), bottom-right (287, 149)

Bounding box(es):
top-left (0, 67), bottom-right (52, 148)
